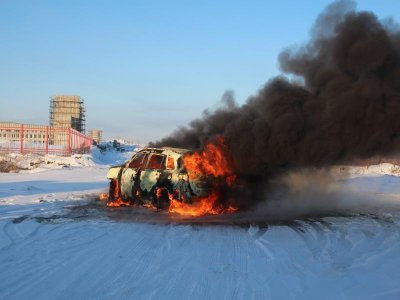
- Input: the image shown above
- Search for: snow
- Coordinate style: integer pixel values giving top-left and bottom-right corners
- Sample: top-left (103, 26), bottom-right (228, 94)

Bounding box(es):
top-left (334, 163), bottom-right (400, 178)
top-left (0, 152), bottom-right (96, 172)
top-left (1, 149), bottom-right (400, 299)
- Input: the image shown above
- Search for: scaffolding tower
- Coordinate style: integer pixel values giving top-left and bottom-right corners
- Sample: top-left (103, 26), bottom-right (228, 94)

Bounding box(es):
top-left (50, 95), bottom-right (86, 133)
top-left (88, 129), bottom-right (102, 144)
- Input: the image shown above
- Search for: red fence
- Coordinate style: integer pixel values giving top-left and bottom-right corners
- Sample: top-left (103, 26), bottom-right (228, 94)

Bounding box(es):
top-left (0, 123), bottom-right (93, 156)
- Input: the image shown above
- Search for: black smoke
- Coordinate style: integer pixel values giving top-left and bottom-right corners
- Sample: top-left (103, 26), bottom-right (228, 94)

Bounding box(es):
top-left (151, 1), bottom-right (400, 189)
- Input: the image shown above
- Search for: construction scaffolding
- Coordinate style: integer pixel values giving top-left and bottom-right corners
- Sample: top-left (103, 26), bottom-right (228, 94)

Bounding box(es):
top-left (50, 95), bottom-right (86, 133)
top-left (88, 129), bottom-right (102, 144)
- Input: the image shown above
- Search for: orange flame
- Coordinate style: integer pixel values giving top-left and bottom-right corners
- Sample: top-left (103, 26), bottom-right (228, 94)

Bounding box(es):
top-left (168, 189), bottom-right (237, 217)
top-left (168, 190), bottom-right (219, 217)
top-left (142, 203), bottom-right (157, 210)
top-left (106, 179), bottom-right (131, 207)
top-left (99, 193), bottom-right (108, 201)
top-left (107, 198), bottom-right (130, 207)
top-left (168, 137), bottom-right (238, 217)
top-left (155, 187), bottom-right (163, 199)
top-left (182, 136), bottom-right (235, 181)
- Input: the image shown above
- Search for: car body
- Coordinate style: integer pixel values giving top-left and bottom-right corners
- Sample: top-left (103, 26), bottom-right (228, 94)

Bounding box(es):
top-left (106, 147), bottom-right (207, 207)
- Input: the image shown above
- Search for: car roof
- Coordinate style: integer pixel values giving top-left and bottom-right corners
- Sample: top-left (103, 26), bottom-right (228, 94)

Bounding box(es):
top-left (137, 147), bottom-right (190, 155)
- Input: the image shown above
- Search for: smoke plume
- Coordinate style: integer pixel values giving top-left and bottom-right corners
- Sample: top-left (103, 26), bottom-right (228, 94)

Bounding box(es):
top-left (151, 1), bottom-right (400, 206)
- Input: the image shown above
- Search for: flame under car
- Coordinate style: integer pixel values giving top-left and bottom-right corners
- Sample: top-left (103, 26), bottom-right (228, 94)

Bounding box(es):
top-left (106, 147), bottom-right (208, 209)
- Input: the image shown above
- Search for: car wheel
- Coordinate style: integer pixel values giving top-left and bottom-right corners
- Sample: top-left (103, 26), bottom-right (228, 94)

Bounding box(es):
top-left (108, 179), bottom-right (118, 201)
top-left (152, 186), bottom-right (169, 210)
top-left (131, 184), bottom-right (143, 205)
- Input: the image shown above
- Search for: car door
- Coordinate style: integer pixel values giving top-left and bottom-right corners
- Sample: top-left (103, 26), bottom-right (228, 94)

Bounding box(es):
top-left (120, 152), bottom-right (148, 199)
top-left (139, 153), bottom-right (166, 193)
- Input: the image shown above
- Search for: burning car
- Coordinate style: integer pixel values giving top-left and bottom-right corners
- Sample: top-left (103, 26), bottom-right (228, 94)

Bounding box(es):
top-left (106, 147), bottom-right (208, 209)
top-left (105, 138), bottom-right (238, 216)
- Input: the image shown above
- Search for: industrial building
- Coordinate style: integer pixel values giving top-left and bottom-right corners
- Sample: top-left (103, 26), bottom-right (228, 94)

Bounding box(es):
top-left (0, 122), bottom-right (47, 144)
top-left (0, 121), bottom-right (92, 155)
top-left (50, 95), bottom-right (86, 133)
top-left (88, 129), bottom-right (102, 144)
top-left (0, 95), bottom-right (93, 155)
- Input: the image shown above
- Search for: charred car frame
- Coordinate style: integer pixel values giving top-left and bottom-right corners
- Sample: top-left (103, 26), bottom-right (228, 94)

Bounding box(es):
top-left (107, 148), bottom-right (208, 208)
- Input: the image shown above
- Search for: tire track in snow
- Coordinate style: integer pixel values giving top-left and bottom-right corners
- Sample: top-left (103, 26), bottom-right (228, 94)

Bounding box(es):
top-left (1, 213), bottom-right (400, 299)
top-left (0, 221), bottom-right (110, 299)
top-left (0, 220), bottom-right (13, 249)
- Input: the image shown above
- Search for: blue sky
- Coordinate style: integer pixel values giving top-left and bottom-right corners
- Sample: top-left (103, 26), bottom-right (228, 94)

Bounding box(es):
top-left (1, 0), bottom-right (399, 143)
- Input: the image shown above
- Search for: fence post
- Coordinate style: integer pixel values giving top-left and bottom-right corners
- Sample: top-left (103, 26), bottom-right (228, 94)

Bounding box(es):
top-left (67, 127), bottom-right (71, 156)
top-left (20, 124), bottom-right (24, 154)
top-left (45, 126), bottom-right (49, 155)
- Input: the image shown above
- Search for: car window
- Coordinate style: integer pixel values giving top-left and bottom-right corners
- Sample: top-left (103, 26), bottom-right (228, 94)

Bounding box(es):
top-left (142, 153), bottom-right (149, 167)
top-left (166, 156), bottom-right (175, 170)
top-left (177, 157), bottom-right (182, 169)
top-left (147, 154), bottom-right (165, 170)
top-left (129, 152), bottom-right (147, 168)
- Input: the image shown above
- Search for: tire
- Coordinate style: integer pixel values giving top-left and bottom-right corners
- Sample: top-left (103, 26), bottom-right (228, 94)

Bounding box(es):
top-left (109, 179), bottom-right (117, 201)
top-left (152, 186), bottom-right (169, 210)
top-left (131, 184), bottom-right (141, 205)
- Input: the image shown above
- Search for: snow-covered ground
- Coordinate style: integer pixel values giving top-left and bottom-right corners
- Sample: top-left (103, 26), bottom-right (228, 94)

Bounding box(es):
top-left (1, 149), bottom-right (400, 299)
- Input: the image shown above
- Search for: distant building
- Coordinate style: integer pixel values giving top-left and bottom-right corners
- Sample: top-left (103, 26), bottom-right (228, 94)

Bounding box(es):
top-left (0, 122), bottom-right (93, 155)
top-left (50, 95), bottom-right (86, 133)
top-left (0, 94), bottom-right (91, 155)
top-left (88, 129), bottom-right (102, 144)
top-left (0, 122), bottom-right (47, 145)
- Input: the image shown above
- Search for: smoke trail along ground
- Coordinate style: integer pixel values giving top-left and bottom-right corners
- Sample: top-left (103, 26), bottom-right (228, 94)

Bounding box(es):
top-left (151, 0), bottom-right (400, 208)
